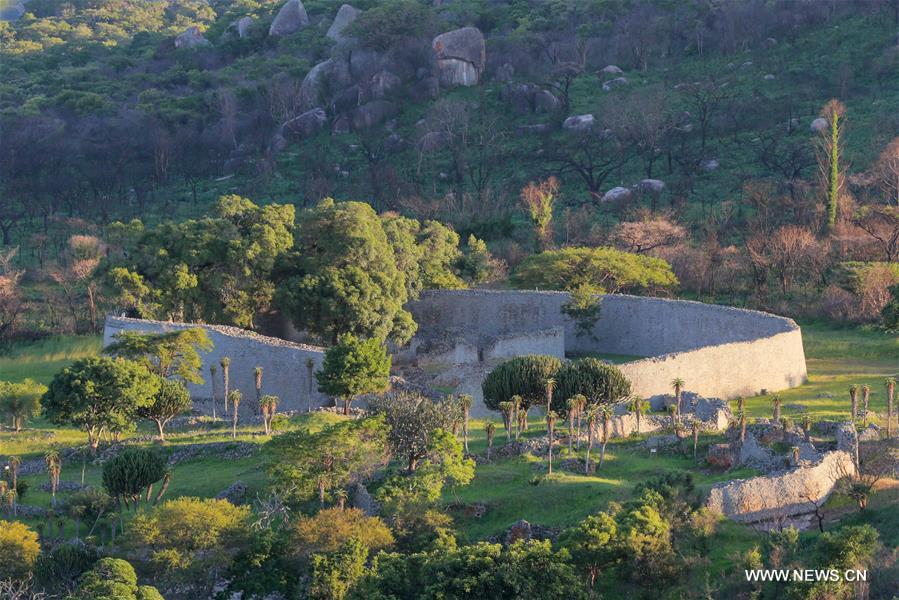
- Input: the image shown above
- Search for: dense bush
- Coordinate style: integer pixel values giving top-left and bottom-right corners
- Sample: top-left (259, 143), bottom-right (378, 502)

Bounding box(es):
top-left (481, 355), bottom-right (563, 411)
top-left (102, 448), bottom-right (166, 506)
top-left (554, 358), bottom-right (632, 409)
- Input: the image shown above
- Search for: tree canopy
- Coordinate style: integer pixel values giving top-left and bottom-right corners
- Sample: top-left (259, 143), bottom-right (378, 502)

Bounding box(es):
top-left (0, 378), bottom-right (45, 432)
top-left (105, 327), bottom-right (213, 384)
top-left (316, 334), bottom-right (392, 415)
top-left (481, 355), bottom-right (563, 411)
top-left (554, 358), bottom-right (632, 408)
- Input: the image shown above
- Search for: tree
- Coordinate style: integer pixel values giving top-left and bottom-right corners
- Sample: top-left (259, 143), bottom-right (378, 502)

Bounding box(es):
top-left (584, 407), bottom-right (597, 474)
top-left (230, 390), bottom-right (242, 439)
top-left (498, 401), bottom-right (514, 441)
top-left (310, 539), bottom-right (368, 600)
top-left (221, 357), bottom-right (231, 415)
top-left (209, 364), bottom-right (218, 420)
top-left (611, 216), bottom-right (686, 254)
top-left (849, 384), bottom-right (859, 420)
top-left (560, 512), bottom-right (619, 591)
top-left (0, 520), bottom-right (40, 581)
top-left (43, 357), bottom-right (160, 452)
top-left (316, 335), bottom-right (391, 415)
top-left (369, 392), bottom-right (459, 473)
top-left (884, 283), bottom-right (899, 329)
top-left (102, 448), bottom-right (166, 519)
top-left (485, 421), bottom-right (496, 460)
top-left (141, 379), bottom-right (191, 441)
top-left (874, 137), bottom-right (899, 206)
top-left (885, 376), bottom-right (895, 438)
top-left (44, 449), bottom-right (61, 506)
top-left (772, 394), bottom-right (781, 422)
top-left (566, 398), bottom-right (578, 454)
top-left (260, 395), bottom-right (279, 435)
top-left (267, 417), bottom-right (389, 505)
top-left (512, 246), bottom-right (678, 295)
top-left (815, 99), bottom-right (847, 230)
top-left (0, 379), bottom-right (45, 432)
top-left (381, 213), bottom-right (466, 299)
top-left (458, 394), bottom-right (473, 453)
top-left (671, 377), bottom-right (685, 417)
top-left (254, 367), bottom-right (263, 414)
top-left (521, 178), bottom-right (559, 252)
top-left (291, 508), bottom-right (393, 565)
top-left (276, 199), bottom-right (415, 345)
top-left (482, 355), bottom-right (563, 412)
top-left (74, 558), bottom-right (163, 600)
top-left (105, 328), bottom-right (213, 384)
top-left (861, 384), bottom-right (870, 426)
top-left (546, 410), bottom-right (558, 475)
top-left (597, 405), bottom-right (613, 469)
top-left (127, 497), bottom-right (250, 594)
top-left (554, 358), bottom-right (632, 410)
top-left (627, 396), bottom-right (645, 434)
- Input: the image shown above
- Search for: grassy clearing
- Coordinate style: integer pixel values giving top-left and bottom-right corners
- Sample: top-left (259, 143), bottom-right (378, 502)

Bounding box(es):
top-left (0, 336), bottom-right (103, 384)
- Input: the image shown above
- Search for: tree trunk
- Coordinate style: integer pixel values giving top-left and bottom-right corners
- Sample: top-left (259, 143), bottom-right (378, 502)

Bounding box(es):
top-left (155, 419), bottom-right (165, 441)
top-left (343, 397), bottom-right (351, 415)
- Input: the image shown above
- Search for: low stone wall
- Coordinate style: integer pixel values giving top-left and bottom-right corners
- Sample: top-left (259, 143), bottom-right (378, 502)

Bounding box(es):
top-left (103, 316), bottom-right (329, 413)
top-left (705, 450), bottom-right (856, 523)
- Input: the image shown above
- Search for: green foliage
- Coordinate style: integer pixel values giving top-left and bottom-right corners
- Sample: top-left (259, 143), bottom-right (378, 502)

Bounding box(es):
top-left (554, 358), bottom-right (632, 408)
top-left (882, 283), bottom-right (899, 330)
top-left (42, 356), bottom-right (160, 448)
top-left (456, 235), bottom-right (505, 285)
top-left (369, 392), bottom-right (463, 472)
top-left (105, 196), bottom-right (294, 328)
top-left (310, 538), bottom-right (369, 600)
top-left (560, 512), bottom-right (619, 589)
top-left (0, 377), bottom-right (45, 431)
top-left (511, 246), bottom-right (678, 295)
top-left (347, 0), bottom-right (436, 51)
top-left (141, 378), bottom-right (192, 438)
top-left (291, 508), bottom-right (394, 564)
top-left (127, 497), bottom-right (250, 593)
top-left (75, 557), bottom-right (164, 600)
top-left (105, 328), bottom-right (213, 383)
top-left (481, 355), bottom-right (563, 411)
top-left (0, 520), bottom-right (40, 581)
top-left (561, 283), bottom-right (602, 339)
top-left (35, 540), bottom-right (99, 595)
top-left (102, 447), bottom-right (166, 504)
top-left (276, 199), bottom-right (415, 344)
top-left (266, 417), bottom-right (389, 505)
top-left (316, 334), bottom-right (391, 413)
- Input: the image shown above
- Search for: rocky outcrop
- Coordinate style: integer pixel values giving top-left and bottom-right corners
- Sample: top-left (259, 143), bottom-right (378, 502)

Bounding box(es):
top-left (601, 187), bottom-right (631, 203)
top-left (706, 450), bottom-right (855, 523)
top-left (349, 100), bottom-right (397, 130)
top-left (601, 65), bottom-right (623, 74)
top-left (326, 4), bottom-right (361, 42)
top-left (637, 179), bottom-right (665, 194)
top-left (602, 76), bottom-right (628, 91)
top-left (269, 0), bottom-right (309, 37)
top-left (562, 114), bottom-right (594, 131)
top-left (350, 482), bottom-right (378, 515)
top-left (174, 26), bottom-right (211, 49)
top-left (216, 480), bottom-right (248, 505)
top-left (432, 27), bottom-right (486, 87)
top-left (502, 84), bottom-right (559, 114)
top-left (810, 117), bottom-right (828, 133)
top-left (282, 108), bottom-right (327, 139)
top-left (235, 17), bottom-right (254, 38)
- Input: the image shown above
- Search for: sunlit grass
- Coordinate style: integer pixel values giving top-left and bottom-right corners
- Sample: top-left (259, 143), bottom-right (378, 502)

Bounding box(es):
top-left (0, 335), bottom-right (103, 384)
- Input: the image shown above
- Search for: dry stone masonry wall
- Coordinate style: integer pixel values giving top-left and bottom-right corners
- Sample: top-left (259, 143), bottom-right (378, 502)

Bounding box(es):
top-left (104, 316), bottom-right (328, 413)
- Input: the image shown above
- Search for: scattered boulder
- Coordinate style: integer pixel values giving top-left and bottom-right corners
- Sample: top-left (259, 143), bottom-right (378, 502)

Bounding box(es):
top-left (700, 158), bottom-right (719, 171)
top-left (740, 61), bottom-right (753, 69)
top-left (432, 27), bottom-right (486, 87)
top-left (350, 483), bottom-right (378, 515)
top-left (174, 26), bottom-right (211, 49)
top-left (215, 480), bottom-right (248, 505)
top-left (601, 186), bottom-right (631, 203)
top-left (40, 480), bottom-right (86, 493)
top-left (330, 85), bottom-right (365, 114)
top-left (763, 37), bottom-right (778, 47)
top-left (326, 4), bottom-right (361, 43)
top-left (300, 58), bottom-right (351, 110)
top-left (763, 74), bottom-right (775, 81)
top-left (349, 100), bottom-right (398, 130)
top-left (857, 424), bottom-right (881, 442)
top-left (637, 178), bottom-right (665, 193)
top-left (505, 519), bottom-right (533, 544)
top-left (834, 421), bottom-right (858, 454)
top-left (562, 114), bottom-right (594, 131)
top-left (602, 76), bottom-right (628, 91)
top-left (409, 77), bottom-right (439, 101)
top-left (503, 83), bottom-right (539, 113)
top-left (463, 502), bottom-right (487, 519)
top-left (282, 107), bottom-right (327, 139)
top-left (236, 16), bottom-right (254, 38)
top-left (269, 0), bottom-right (309, 37)
top-left (601, 64), bottom-right (623, 74)
top-left (737, 432), bottom-right (777, 471)
top-left (533, 89), bottom-right (560, 113)
top-left (810, 117), bottom-right (828, 133)
top-left (370, 70), bottom-right (401, 98)
top-left (560, 457), bottom-right (594, 474)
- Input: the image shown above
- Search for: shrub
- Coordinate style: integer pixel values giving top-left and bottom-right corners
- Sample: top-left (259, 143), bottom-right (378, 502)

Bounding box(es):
top-left (0, 520), bottom-right (40, 581)
top-left (347, 0), bottom-right (436, 51)
top-left (102, 448), bottom-right (166, 506)
top-left (481, 355), bottom-right (563, 411)
top-left (554, 358), bottom-right (632, 409)
top-left (291, 508), bottom-right (393, 565)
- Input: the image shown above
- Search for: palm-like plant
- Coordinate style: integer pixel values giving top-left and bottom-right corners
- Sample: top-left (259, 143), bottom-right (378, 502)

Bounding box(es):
top-left (671, 377), bottom-right (685, 417)
top-left (229, 390), bottom-right (242, 439)
top-left (154, 469), bottom-right (172, 504)
top-left (738, 408), bottom-right (747, 443)
top-left (305, 358), bottom-right (315, 412)
top-left (209, 364), bottom-right (218, 420)
top-left (802, 415), bottom-right (812, 442)
top-left (221, 357), bottom-right (232, 415)
top-left (44, 449), bottom-right (61, 506)
top-left (511, 395), bottom-right (523, 440)
top-left (459, 394), bottom-right (473, 453)
top-left (627, 396), bottom-right (645, 434)
top-left (885, 376), bottom-right (896, 438)
top-left (485, 422), bottom-right (496, 461)
top-left (584, 406), bottom-right (598, 474)
top-left (7, 455), bottom-right (20, 516)
top-left (598, 405), bottom-right (613, 469)
top-left (849, 384), bottom-right (859, 420)
top-left (498, 401), bottom-right (514, 442)
top-left (546, 410), bottom-right (558, 475)
top-left (254, 366), bottom-right (264, 416)
top-left (780, 417), bottom-right (790, 442)
top-left (771, 395), bottom-right (781, 422)
top-left (574, 394), bottom-right (587, 449)
top-left (861, 384), bottom-right (870, 427)
top-left (566, 398), bottom-right (578, 454)
top-left (260, 394), bottom-right (279, 435)
top-left (692, 419), bottom-right (700, 460)
top-left (544, 378), bottom-right (556, 433)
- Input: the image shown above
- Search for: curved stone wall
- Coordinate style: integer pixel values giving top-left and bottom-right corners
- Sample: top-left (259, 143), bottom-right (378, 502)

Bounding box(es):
top-left (104, 316), bottom-right (328, 413)
top-left (406, 290), bottom-right (808, 401)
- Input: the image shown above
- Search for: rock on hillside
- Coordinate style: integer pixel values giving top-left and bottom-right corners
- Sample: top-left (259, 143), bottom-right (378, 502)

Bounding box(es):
top-left (432, 27), bottom-right (486, 87)
top-left (174, 26), bottom-right (211, 49)
top-left (326, 4), bottom-right (361, 42)
top-left (269, 0), bottom-right (309, 37)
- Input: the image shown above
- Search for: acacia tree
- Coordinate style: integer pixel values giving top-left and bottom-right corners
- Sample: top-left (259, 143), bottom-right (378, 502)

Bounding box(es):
top-left (267, 417), bottom-right (389, 506)
top-left (0, 379), bottom-right (45, 432)
top-left (43, 357), bottom-right (160, 452)
top-left (141, 379), bottom-right (192, 441)
top-left (316, 335), bottom-right (391, 415)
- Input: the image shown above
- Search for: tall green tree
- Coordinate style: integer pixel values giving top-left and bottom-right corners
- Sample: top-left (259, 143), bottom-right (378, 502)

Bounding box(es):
top-left (481, 355), bottom-right (563, 412)
top-left (276, 199), bottom-right (415, 344)
top-left (43, 357), bottom-right (160, 451)
top-left (105, 328), bottom-right (213, 384)
top-left (554, 358), bottom-right (632, 409)
top-left (316, 334), bottom-right (392, 415)
top-left (141, 379), bottom-right (192, 440)
top-left (0, 378), bottom-right (45, 432)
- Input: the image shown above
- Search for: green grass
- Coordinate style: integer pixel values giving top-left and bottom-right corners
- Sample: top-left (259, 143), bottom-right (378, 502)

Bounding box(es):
top-left (0, 335), bottom-right (103, 384)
